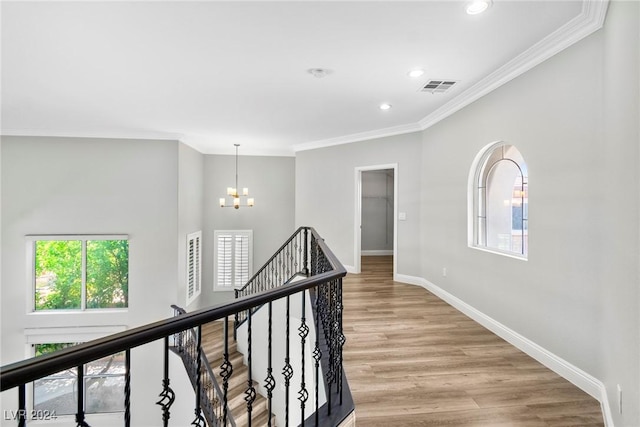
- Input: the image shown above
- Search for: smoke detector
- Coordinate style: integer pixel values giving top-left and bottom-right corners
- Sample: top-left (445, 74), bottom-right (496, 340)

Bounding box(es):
top-left (307, 68), bottom-right (333, 78)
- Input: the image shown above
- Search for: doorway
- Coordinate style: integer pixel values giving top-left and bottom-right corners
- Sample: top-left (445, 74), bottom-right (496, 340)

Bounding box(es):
top-left (354, 164), bottom-right (397, 276)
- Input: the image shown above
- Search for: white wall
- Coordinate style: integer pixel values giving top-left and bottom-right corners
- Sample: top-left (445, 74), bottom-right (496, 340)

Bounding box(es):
top-left (202, 154), bottom-right (296, 307)
top-left (178, 143), bottom-right (204, 310)
top-left (421, 18), bottom-right (602, 373)
top-left (295, 3), bottom-right (639, 424)
top-left (599, 1), bottom-right (640, 425)
top-left (295, 132), bottom-right (421, 275)
top-left (419, 2), bottom-right (638, 425)
top-left (1, 3), bottom-right (637, 425)
top-left (0, 136), bottom-right (180, 426)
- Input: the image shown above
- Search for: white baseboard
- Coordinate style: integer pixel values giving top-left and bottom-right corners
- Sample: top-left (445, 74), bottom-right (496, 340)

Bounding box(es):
top-left (361, 250), bottom-right (393, 256)
top-left (394, 273), bottom-right (614, 427)
top-left (600, 387), bottom-right (615, 427)
top-left (343, 265), bottom-right (357, 274)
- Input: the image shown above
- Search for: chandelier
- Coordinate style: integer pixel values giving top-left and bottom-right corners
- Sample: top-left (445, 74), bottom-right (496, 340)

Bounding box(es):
top-left (220, 144), bottom-right (254, 209)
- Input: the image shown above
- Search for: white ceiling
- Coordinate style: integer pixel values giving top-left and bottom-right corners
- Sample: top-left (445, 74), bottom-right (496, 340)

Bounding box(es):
top-left (1, 1), bottom-right (605, 156)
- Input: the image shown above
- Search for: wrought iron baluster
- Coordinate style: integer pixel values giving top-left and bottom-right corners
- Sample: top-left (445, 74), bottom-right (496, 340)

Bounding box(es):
top-left (191, 326), bottom-right (205, 427)
top-left (264, 302), bottom-right (275, 427)
top-left (282, 295), bottom-right (293, 427)
top-left (310, 233), bottom-right (317, 276)
top-left (333, 279), bottom-right (341, 396)
top-left (328, 279), bottom-right (338, 413)
top-left (293, 233), bottom-right (299, 274)
top-left (285, 243), bottom-right (291, 280)
top-left (303, 228), bottom-right (309, 275)
top-left (18, 384), bottom-right (26, 427)
top-left (156, 337), bottom-right (175, 426)
top-left (221, 317), bottom-right (233, 426)
top-left (337, 278), bottom-right (346, 404)
top-left (76, 364), bottom-right (89, 427)
top-left (124, 349), bottom-right (131, 427)
top-left (293, 236), bottom-right (298, 276)
top-left (298, 290), bottom-right (309, 426)
top-left (315, 281), bottom-right (330, 416)
top-left (245, 311), bottom-right (256, 427)
top-left (319, 281), bottom-right (333, 416)
top-left (277, 253), bottom-right (282, 286)
top-left (313, 287), bottom-right (322, 426)
top-left (234, 290), bottom-right (239, 340)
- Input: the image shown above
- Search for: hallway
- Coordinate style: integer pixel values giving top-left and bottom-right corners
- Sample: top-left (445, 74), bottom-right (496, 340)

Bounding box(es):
top-left (342, 256), bottom-right (603, 426)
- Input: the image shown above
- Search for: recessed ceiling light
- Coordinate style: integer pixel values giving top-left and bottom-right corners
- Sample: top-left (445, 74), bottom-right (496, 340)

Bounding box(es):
top-left (408, 69), bottom-right (425, 78)
top-left (379, 103), bottom-right (392, 110)
top-left (466, 0), bottom-right (491, 15)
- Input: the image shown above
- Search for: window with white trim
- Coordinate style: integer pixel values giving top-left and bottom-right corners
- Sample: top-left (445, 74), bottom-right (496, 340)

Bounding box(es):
top-left (25, 326), bottom-right (127, 420)
top-left (186, 231), bottom-right (202, 306)
top-left (29, 235), bottom-right (129, 311)
top-left (33, 344), bottom-right (125, 416)
top-left (214, 230), bottom-right (253, 291)
top-left (471, 143), bottom-right (528, 258)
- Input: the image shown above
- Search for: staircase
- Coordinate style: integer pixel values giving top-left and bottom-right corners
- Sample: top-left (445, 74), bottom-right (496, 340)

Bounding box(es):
top-left (201, 321), bottom-right (275, 427)
top-left (1, 227), bottom-right (353, 427)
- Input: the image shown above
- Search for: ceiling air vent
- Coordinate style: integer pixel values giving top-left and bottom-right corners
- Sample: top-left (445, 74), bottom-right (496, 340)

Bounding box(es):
top-left (421, 80), bottom-right (458, 94)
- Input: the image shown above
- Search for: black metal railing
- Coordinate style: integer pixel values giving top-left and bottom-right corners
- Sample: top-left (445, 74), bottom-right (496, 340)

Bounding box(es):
top-left (234, 227), bottom-right (310, 329)
top-left (0, 227), bottom-right (352, 427)
top-left (170, 305), bottom-right (236, 427)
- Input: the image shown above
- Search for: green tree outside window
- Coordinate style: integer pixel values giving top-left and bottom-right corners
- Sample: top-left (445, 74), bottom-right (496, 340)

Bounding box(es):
top-left (34, 238), bottom-right (128, 310)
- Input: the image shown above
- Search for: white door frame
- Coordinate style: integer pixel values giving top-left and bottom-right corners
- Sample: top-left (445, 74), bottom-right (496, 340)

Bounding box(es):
top-left (354, 163), bottom-right (398, 275)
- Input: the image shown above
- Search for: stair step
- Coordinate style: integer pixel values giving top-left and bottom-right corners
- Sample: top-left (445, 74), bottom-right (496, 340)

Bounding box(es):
top-left (232, 389), bottom-right (269, 426)
top-left (227, 379), bottom-right (258, 414)
top-left (206, 348), bottom-right (244, 374)
top-left (253, 410), bottom-right (277, 427)
top-left (202, 343), bottom-right (238, 362)
top-left (194, 320), bottom-right (276, 426)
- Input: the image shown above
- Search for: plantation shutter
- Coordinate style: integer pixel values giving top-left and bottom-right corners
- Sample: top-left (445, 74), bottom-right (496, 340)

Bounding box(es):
top-left (217, 233), bottom-right (233, 288)
top-left (188, 240), bottom-right (195, 298)
top-left (234, 234), bottom-right (250, 286)
top-left (214, 230), bottom-right (252, 290)
top-left (186, 231), bottom-right (202, 305)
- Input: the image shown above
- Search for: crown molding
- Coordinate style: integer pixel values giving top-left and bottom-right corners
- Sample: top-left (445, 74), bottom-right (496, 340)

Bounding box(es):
top-left (1, 128), bottom-right (184, 142)
top-left (2, 1), bottom-right (609, 155)
top-left (418, 0), bottom-right (609, 130)
top-left (0, 130), bottom-right (297, 157)
top-left (293, 122), bottom-right (422, 153)
top-left (295, 0), bottom-right (609, 153)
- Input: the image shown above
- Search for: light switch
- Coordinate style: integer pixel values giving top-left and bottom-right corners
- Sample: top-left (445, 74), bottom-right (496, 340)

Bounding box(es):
top-left (399, 212), bottom-right (407, 221)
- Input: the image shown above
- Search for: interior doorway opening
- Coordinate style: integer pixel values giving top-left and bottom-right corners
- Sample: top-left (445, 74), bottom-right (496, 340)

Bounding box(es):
top-left (355, 164), bottom-right (397, 276)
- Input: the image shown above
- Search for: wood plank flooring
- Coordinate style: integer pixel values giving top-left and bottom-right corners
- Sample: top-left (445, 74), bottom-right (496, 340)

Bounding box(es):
top-left (342, 256), bottom-right (603, 426)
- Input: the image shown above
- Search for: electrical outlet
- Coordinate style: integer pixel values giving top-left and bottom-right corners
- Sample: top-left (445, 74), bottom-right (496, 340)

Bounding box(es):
top-left (442, 267), bottom-right (447, 277)
top-left (617, 384), bottom-right (622, 414)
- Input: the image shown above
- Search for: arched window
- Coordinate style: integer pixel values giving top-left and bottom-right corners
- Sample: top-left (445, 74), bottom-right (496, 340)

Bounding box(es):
top-left (471, 142), bottom-right (528, 258)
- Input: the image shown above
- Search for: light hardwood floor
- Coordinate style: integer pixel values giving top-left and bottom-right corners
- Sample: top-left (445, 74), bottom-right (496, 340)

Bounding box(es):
top-left (342, 256), bottom-right (603, 426)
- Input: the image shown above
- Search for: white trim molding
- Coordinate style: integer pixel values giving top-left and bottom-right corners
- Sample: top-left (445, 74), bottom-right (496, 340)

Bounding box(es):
top-left (343, 264), bottom-right (358, 274)
top-left (418, 0), bottom-right (609, 131)
top-left (294, 123), bottom-right (421, 153)
top-left (24, 325), bottom-right (127, 344)
top-left (394, 272), bottom-right (614, 426)
top-left (294, 0), bottom-right (610, 154)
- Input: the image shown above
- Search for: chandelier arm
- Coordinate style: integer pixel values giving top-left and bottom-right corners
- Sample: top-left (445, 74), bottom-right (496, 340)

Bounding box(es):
top-left (220, 144), bottom-right (253, 208)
